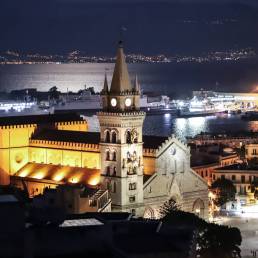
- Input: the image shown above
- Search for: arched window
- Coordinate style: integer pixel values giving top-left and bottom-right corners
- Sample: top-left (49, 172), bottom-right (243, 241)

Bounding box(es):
top-left (106, 166), bottom-right (110, 176)
top-left (127, 151), bottom-right (131, 161)
top-left (105, 131), bottom-right (110, 143)
top-left (126, 131), bottom-right (131, 144)
top-left (113, 167), bottom-right (117, 176)
top-left (106, 150), bottom-right (110, 161)
top-left (112, 131), bottom-right (117, 143)
top-left (112, 151), bottom-right (116, 161)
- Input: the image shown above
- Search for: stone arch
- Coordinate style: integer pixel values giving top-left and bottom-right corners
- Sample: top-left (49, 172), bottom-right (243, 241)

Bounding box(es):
top-left (105, 130), bottom-right (111, 143)
top-left (111, 131), bottom-right (117, 143)
top-left (113, 166), bottom-right (117, 176)
top-left (110, 129), bottom-right (118, 143)
top-left (126, 130), bottom-right (132, 144)
top-left (112, 150), bottom-right (117, 161)
top-left (106, 149), bottom-right (110, 161)
top-left (192, 198), bottom-right (205, 218)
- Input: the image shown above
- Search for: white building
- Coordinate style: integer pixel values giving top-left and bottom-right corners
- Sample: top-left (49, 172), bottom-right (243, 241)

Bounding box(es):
top-left (98, 41), bottom-right (209, 218)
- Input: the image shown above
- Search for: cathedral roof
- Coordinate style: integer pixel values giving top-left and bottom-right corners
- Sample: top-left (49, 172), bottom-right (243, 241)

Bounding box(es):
top-left (0, 113), bottom-right (84, 126)
top-left (15, 162), bottom-right (100, 186)
top-left (110, 41), bottom-right (133, 94)
top-left (142, 135), bottom-right (169, 149)
top-left (133, 74), bottom-right (140, 93)
top-left (102, 72), bottom-right (109, 93)
top-left (32, 129), bottom-right (100, 144)
top-left (31, 129), bottom-right (168, 150)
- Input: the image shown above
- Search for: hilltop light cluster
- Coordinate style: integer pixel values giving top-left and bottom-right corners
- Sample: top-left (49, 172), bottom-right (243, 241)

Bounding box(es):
top-left (0, 48), bottom-right (256, 64)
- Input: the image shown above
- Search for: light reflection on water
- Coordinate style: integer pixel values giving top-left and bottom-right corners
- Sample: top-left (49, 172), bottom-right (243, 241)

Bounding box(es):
top-left (143, 114), bottom-right (258, 139)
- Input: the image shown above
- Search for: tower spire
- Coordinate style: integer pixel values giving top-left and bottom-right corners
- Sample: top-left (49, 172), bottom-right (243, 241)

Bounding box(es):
top-left (102, 72), bottom-right (109, 94)
top-left (110, 41), bottom-right (132, 94)
top-left (134, 74), bottom-right (141, 93)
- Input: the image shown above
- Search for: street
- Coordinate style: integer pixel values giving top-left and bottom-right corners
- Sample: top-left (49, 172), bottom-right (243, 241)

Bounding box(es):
top-left (217, 206), bottom-right (258, 258)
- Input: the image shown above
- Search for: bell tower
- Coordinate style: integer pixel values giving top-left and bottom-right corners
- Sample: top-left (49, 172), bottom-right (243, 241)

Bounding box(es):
top-left (97, 41), bottom-right (145, 214)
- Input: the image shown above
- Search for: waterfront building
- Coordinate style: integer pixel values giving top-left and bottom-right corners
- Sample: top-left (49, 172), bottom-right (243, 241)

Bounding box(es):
top-left (245, 143), bottom-right (258, 159)
top-left (193, 90), bottom-right (258, 109)
top-left (187, 132), bottom-right (258, 148)
top-left (0, 41), bottom-right (208, 218)
top-left (213, 163), bottom-right (258, 205)
top-left (190, 143), bottom-right (239, 185)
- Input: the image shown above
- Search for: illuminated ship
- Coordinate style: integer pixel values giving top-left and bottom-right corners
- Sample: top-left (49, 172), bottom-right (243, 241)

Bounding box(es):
top-left (178, 96), bottom-right (220, 117)
top-left (0, 101), bottom-right (50, 117)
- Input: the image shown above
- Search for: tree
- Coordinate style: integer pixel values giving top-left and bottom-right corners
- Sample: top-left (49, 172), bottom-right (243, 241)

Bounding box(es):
top-left (159, 198), bottom-right (179, 218)
top-left (210, 178), bottom-right (236, 207)
top-left (48, 86), bottom-right (60, 100)
top-left (160, 200), bottom-right (241, 258)
top-left (198, 223), bottom-right (241, 258)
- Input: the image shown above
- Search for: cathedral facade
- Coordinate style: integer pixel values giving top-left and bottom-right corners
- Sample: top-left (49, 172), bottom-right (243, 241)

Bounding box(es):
top-left (0, 42), bottom-right (209, 219)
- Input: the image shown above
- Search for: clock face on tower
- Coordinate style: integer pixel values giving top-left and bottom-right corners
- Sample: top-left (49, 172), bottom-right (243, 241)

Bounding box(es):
top-left (111, 98), bottom-right (117, 107)
top-left (125, 98), bottom-right (132, 107)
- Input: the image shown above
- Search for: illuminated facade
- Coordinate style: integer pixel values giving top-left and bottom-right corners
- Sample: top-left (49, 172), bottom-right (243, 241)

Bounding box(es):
top-left (0, 42), bottom-right (209, 218)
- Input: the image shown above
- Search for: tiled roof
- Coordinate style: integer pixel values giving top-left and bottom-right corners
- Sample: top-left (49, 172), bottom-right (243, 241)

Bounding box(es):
top-left (32, 129), bottom-right (100, 144)
top-left (0, 113), bottom-right (84, 126)
top-left (142, 135), bottom-right (168, 149)
top-left (110, 42), bottom-right (133, 93)
top-left (15, 162), bottom-right (100, 186)
top-left (32, 129), bottom-right (168, 150)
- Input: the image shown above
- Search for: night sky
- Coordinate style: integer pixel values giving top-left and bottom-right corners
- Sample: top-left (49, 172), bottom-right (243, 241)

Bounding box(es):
top-left (1, 0), bottom-right (258, 55)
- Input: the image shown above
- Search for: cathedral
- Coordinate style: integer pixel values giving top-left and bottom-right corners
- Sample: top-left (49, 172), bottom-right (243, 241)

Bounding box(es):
top-left (0, 41), bottom-right (209, 218)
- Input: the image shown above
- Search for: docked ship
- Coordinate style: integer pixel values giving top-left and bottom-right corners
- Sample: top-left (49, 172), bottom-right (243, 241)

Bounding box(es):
top-left (177, 96), bottom-right (221, 117)
top-left (0, 101), bottom-right (50, 117)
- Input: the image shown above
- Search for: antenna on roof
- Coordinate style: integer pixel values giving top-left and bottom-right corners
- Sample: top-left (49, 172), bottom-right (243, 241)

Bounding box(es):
top-left (119, 26), bottom-right (127, 46)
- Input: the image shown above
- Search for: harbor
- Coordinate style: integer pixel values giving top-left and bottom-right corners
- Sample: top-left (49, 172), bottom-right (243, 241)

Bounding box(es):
top-left (1, 87), bottom-right (258, 119)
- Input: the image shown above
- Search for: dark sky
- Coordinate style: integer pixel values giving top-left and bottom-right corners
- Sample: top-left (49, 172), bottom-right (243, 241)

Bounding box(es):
top-left (0, 0), bottom-right (258, 55)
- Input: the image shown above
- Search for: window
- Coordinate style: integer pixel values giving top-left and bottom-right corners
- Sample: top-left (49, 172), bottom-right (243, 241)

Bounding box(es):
top-left (129, 182), bottom-right (137, 190)
top-left (113, 167), bottom-right (117, 176)
top-left (106, 166), bottom-right (111, 176)
top-left (112, 151), bottom-right (116, 161)
top-left (249, 176), bottom-right (252, 183)
top-left (232, 175), bottom-right (236, 181)
top-left (112, 132), bottom-right (117, 143)
top-left (221, 175), bottom-right (225, 180)
top-left (213, 174), bottom-right (216, 180)
top-left (105, 131), bottom-right (110, 143)
top-left (129, 196), bottom-right (136, 203)
top-left (241, 175), bottom-right (245, 183)
top-left (253, 149), bottom-right (257, 155)
top-left (126, 131), bottom-right (132, 144)
top-left (205, 170), bottom-right (208, 177)
top-left (106, 150), bottom-right (110, 161)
